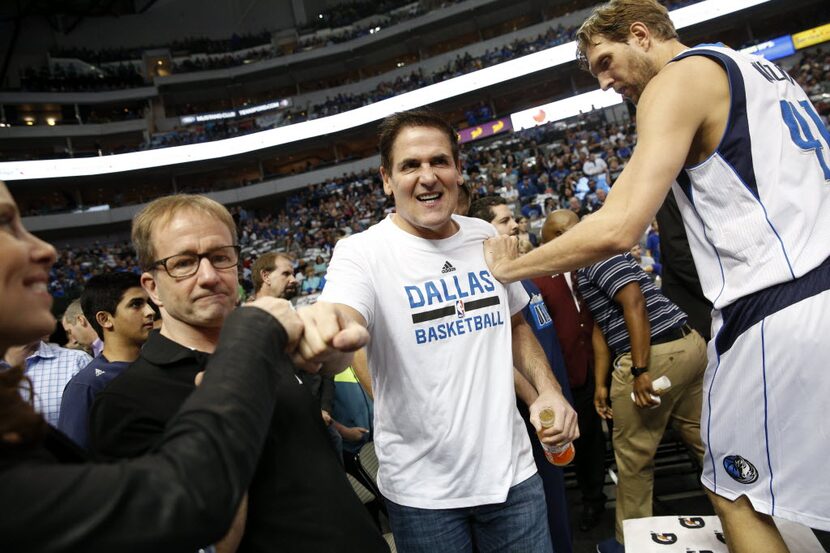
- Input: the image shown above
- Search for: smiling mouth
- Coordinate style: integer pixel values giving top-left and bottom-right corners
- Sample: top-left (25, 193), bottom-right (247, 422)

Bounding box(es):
top-left (417, 192), bottom-right (442, 203)
top-left (26, 281), bottom-right (48, 293)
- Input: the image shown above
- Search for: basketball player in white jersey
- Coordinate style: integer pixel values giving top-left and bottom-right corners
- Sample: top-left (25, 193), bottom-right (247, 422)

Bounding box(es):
top-left (483, 1), bottom-right (830, 552)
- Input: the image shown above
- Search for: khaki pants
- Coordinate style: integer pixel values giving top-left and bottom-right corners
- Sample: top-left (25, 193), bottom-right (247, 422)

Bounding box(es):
top-left (611, 329), bottom-right (708, 543)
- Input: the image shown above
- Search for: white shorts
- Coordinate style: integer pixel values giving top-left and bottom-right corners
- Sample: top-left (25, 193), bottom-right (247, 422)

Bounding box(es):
top-left (701, 265), bottom-right (830, 531)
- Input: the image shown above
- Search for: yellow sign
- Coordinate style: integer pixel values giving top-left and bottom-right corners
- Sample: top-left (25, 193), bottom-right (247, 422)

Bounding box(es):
top-left (792, 23), bottom-right (830, 50)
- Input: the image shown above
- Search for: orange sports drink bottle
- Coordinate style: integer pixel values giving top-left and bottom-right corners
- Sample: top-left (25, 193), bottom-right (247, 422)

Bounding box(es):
top-left (538, 408), bottom-right (575, 466)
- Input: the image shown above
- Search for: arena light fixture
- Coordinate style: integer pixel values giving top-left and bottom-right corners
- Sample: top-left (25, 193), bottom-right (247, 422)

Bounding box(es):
top-left (0, 0), bottom-right (775, 182)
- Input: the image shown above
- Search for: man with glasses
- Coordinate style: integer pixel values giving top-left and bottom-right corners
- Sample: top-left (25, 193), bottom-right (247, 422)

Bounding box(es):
top-left (90, 195), bottom-right (242, 460)
top-left (89, 194), bottom-right (388, 553)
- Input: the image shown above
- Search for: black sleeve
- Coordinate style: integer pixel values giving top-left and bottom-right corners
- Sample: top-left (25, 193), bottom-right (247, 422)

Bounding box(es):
top-left (320, 373), bottom-right (335, 414)
top-left (0, 307), bottom-right (293, 553)
top-left (88, 386), bottom-right (167, 460)
top-left (656, 193), bottom-right (713, 339)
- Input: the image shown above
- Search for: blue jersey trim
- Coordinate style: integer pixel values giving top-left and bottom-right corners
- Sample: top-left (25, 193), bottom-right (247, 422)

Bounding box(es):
top-left (672, 48), bottom-right (760, 198)
top-left (675, 168), bottom-right (693, 203)
top-left (707, 344), bottom-right (722, 493)
top-left (715, 255), bottom-right (830, 356)
top-left (673, 47), bottom-right (795, 279)
top-left (761, 319), bottom-right (776, 515)
top-left (673, 175), bottom-right (727, 305)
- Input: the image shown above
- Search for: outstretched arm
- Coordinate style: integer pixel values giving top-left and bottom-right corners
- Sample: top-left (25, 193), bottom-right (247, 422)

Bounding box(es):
top-left (0, 300), bottom-right (303, 553)
top-left (485, 57), bottom-right (725, 282)
top-left (294, 301), bottom-right (370, 376)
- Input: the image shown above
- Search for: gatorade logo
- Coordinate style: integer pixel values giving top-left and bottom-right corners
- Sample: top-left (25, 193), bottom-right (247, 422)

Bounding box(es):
top-left (678, 516), bottom-right (706, 529)
top-left (650, 532), bottom-right (678, 545)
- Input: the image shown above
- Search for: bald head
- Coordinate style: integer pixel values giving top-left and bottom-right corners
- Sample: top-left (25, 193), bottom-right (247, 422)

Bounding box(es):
top-left (541, 209), bottom-right (579, 244)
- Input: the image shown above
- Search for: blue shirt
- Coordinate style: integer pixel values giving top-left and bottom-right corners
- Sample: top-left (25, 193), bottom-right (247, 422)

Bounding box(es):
top-left (576, 253), bottom-right (687, 355)
top-left (521, 280), bottom-right (573, 404)
top-left (58, 354), bottom-right (130, 449)
top-left (646, 231), bottom-right (661, 264)
top-left (3, 342), bottom-right (92, 427)
top-left (332, 367), bottom-right (374, 455)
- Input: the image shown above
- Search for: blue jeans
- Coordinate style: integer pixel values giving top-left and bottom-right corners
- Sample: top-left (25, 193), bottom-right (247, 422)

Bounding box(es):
top-left (385, 473), bottom-right (554, 553)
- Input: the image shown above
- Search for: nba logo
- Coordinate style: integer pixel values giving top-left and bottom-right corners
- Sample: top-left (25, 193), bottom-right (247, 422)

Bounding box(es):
top-left (455, 300), bottom-right (465, 318)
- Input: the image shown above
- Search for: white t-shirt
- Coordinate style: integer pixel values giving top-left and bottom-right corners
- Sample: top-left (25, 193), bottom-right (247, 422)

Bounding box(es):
top-left (319, 214), bottom-right (536, 509)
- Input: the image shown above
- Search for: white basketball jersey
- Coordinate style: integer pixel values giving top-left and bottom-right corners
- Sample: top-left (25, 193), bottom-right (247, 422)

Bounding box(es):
top-left (670, 44), bottom-right (830, 309)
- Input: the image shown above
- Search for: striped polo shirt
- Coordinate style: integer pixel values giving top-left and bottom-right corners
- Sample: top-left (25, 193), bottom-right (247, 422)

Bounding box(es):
top-left (576, 253), bottom-right (687, 354)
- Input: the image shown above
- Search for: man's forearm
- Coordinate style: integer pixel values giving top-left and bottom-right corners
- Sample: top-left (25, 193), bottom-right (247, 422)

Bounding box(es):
top-left (622, 302), bottom-right (651, 368)
top-left (592, 324), bottom-right (611, 387)
top-left (497, 208), bottom-right (635, 282)
top-left (351, 348), bottom-right (373, 399)
top-left (511, 316), bottom-right (561, 396)
top-left (514, 368), bottom-right (539, 406)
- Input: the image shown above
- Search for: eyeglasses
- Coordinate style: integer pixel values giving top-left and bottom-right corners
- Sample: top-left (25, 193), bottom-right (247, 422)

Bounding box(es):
top-left (152, 245), bottom-right (240, 278)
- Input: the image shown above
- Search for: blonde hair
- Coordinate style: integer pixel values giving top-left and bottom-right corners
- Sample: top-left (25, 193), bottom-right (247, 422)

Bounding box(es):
top-left (132, 194), bottom-right (237, 271)
top-left (576, 0), bottom-right (678, 68)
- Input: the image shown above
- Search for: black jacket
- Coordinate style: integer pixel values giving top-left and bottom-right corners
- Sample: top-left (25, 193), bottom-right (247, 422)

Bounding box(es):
top-left (1, 307), bottom-right (291, 553)
top-left (89, 311), bottom-right (389, 553)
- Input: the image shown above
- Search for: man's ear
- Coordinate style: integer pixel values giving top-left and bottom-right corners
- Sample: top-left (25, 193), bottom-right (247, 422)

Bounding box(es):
top-left (96, 311), bottom-right (114, 332)
top-left (629, 21), bottom-right (650, 49)
top-left (380, 165), bottom-right (394, 197)
top-left (141, 272), bottom-right (162, 307)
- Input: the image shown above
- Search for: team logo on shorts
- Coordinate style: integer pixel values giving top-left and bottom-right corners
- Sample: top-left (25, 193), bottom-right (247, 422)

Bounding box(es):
top-left (678, 516), bottom-right (705, 529)
top-left (723, 455), bottom-right (759, 484)
top-left (650, 532), bottom-right (678, 545)
top-left (455, 299), bottom-right (465, 318)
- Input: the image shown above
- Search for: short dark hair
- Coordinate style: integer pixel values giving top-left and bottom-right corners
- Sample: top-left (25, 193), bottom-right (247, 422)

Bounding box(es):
top-left (378, 109), bottom-right (460, 175)
top-left (81, 272), bottom-right (142, 338)
top-left (468, 196), bottom-right (507, 224)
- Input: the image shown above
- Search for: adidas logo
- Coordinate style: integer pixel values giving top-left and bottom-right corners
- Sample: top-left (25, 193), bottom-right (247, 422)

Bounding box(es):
top-left (441, 261), bottom-right (456, 273)
top-left (95, 369), bottom-right (105, 377)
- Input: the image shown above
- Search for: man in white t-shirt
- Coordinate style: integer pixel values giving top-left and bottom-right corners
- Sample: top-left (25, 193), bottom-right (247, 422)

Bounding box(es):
top-left (318, 110), bottom-right (578, 553)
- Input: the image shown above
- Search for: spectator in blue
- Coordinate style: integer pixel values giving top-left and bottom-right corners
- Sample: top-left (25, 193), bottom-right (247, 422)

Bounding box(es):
top-left (616, 140), bottom-right (633, 160)
top-left (517, 215), bottom-right (540, 248)
top-left (469, 196), bottom-right (574, 553)
top-left (301, 265), bottom-right (323, 295)
top-left (312, 255), bottom-right (328, 275)
top-left (332, 363), bottom-right (373, 460)
top-left (574, 173), bottom-right (591, 200)
top-left (518, 175), bottom-right (538, 200)
top-left (551, 158), bottom-right (570, 184)
top-left (645, 221), bottom-right (661, 264)
top-left (58, 272), bottom-right (155, 449)
top-left (521, 201), bottom-right (543, 220)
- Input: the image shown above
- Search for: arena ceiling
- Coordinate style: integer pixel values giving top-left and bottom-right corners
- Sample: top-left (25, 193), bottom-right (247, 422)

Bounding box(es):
top-left (1, 0), bottom-right (157, 19)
